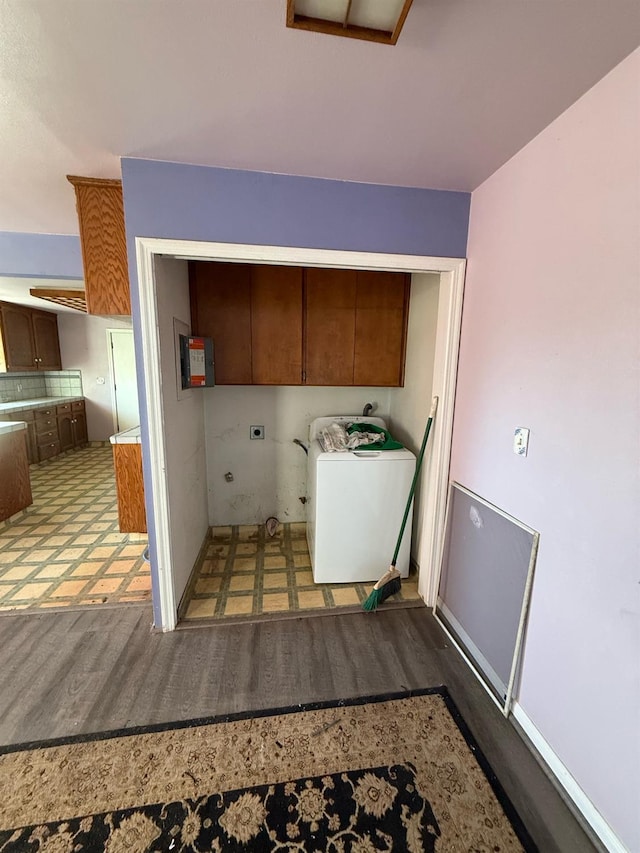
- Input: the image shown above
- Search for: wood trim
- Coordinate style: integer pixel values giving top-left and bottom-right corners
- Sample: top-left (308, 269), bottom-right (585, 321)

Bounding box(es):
top-left (288, 15), bottom-right (396, 44)
top-left (286, 0), bottom-right (414, 45)
top-left (67, 175), bottom-right (123, 190)
top-left (398, 273), bottom-right (411, 386)
top-left (286, 0), bottom-right (295, 27)
top-left (390, 0), bottom-right (414, 45)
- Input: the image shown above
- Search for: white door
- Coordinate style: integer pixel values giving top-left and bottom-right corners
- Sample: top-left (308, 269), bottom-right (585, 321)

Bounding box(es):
top-left (108, 329), bottom-right (139, 432)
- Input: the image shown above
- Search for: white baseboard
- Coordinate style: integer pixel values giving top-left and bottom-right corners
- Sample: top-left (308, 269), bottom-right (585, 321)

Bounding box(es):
top-left (512, 702), bottom-right (628, 853)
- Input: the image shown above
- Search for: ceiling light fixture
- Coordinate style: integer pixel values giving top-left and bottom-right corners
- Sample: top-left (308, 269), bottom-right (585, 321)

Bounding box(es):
top-left (286, 0), bottom-right (414, 45)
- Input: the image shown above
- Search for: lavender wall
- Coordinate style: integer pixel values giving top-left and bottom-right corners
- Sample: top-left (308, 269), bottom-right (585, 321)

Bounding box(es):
top-left (120, 159), bottom-right (470, 626)
top-left (453, 49), bottom-right (639, 850)
top-left (120, 160), bottom-right (470, 259)
top-left (0, 232), bottom-right (82, 279)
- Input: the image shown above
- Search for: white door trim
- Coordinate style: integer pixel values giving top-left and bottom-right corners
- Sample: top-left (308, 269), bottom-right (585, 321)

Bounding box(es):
top-left (134, 237), bottom-right (465, 631)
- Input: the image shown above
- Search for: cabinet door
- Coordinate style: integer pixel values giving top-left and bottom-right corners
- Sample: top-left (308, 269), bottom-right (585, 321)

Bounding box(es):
top-left (57, 413), bottom-right (74, 451)
top-left (353, 271), bottom-right (410, 386)
top-left (251, 265), bottom-right (303, 385)
top-left (73, 410), bottom-right (88, 445)
top-left (189, 262), bottom-right (252, 384)
top-left (305, 268), bottom-right (357, 385)
top-left (0, 303), bottom-right (36, 371)
top-left (67, 176), bottom-right (130, 315)
top-left (31, 310), bottom-right (62, 370)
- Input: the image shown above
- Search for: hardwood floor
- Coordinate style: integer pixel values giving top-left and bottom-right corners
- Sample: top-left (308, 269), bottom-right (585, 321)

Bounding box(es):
top-left (0, 605), bottom-right (600, 852)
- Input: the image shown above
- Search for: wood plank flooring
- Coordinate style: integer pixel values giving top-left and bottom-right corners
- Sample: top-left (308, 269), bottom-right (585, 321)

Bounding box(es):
top-left (0, 605), bottom-right (601, 852)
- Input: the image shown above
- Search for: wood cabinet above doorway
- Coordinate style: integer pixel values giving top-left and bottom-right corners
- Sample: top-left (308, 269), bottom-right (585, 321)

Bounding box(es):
top-left (189, 261), bottom-right (409, 387)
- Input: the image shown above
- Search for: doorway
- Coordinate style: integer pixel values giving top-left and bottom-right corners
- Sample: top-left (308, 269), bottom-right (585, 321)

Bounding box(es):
top-left (134, 240), bottom-right (465, 631)
top-left (108, 329), bottom-right (140, 433)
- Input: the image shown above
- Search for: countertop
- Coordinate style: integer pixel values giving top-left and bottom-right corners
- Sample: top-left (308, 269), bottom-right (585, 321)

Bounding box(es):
top-left (0, 396), bottom-right (84, 415)
top-left (0, 421), bottom-right (27, 435)
top-left (109, 425), bottom-right (141, 445)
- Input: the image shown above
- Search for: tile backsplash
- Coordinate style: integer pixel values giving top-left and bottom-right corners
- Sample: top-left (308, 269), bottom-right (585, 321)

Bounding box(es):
top-left (0, 370), bottom-right (83, 403)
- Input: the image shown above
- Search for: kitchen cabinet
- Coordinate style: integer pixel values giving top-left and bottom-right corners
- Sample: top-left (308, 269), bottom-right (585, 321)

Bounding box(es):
top-left (112, 442), bottom-right (147, 533)
top-left (2, 399), bottom-right (86, 463)
top-left (251, 265), bottom-right (303, 385)
top-left (0, 302), bottom-right (62, 372)
top-left (57, 401), bottom-right (88, 452)
top-left (67, 176), bottom-right (130, 316)
top-left (189, 262), bottom-right (252, 384)
top-left (189, 262), bottom-right (304, 385)
top-left (190, 262), bottom-right (409, 387)
top-left (34, 406), bottom-right (61, 461)
top-left (0, 424), bottom-right (32, 522)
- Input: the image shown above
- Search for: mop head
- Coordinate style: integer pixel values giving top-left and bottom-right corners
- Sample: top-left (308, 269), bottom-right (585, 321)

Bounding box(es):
top-left (361, 567), bottom-right (401, 611)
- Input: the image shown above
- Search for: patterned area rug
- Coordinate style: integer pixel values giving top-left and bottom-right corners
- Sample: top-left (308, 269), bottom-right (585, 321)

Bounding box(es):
top-left (0, 688), bottom-right (536, 852)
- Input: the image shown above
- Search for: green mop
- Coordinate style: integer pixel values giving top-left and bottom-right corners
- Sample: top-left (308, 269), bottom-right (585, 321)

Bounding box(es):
top-left (362, 396), bottom-right (439, 611)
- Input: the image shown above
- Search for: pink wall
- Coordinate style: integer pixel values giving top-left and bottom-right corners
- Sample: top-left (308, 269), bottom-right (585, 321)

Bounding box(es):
top-left (452, 48), bottom-right (639, 849)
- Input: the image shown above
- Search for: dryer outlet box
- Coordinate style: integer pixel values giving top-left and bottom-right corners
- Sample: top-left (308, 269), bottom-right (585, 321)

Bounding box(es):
top-left (250, 425), bottom-right (265, 440)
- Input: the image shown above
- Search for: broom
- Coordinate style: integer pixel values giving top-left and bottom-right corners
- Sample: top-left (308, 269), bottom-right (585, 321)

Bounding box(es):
top-left (362, 396), bottom-right (439, 611)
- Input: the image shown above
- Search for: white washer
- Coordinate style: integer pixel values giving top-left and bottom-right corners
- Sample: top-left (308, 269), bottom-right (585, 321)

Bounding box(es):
top-left (306, 416), bottom-right (416, 583)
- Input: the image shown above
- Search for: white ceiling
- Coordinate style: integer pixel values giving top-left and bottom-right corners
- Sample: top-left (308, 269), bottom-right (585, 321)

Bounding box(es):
top-left (1, 0), bottom-right (639, 236)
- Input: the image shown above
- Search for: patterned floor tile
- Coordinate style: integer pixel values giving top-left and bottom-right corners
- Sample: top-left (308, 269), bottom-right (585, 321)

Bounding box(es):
top-left (180, 523), bottom-right (423, 624)
top-left (0, 446), bottom-right (150, 612)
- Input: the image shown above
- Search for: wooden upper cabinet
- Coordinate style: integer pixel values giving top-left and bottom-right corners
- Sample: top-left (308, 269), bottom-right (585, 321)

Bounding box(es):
top-left (251, 265), bottom-right (303, 385)
top-left (31, 310), bottom-right (62, 370)
top-left (67, 176), bottom-right (130, 316)
top-left (0, 303), bottom-right (36, 371)
top-left (190, 262), bottom-right (252, 384)
top-left (0, 302), bottom-right (61, 372)
top-left (305, 268), bottom-right (357, 385)
top-left (187, 263), bottom-right (408, 387)
top-left (354, 271), bottom-right (409, 386)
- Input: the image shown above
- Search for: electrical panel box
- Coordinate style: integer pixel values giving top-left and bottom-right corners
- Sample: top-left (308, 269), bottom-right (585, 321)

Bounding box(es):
top-left (179, 335), bottom-right (215, 389)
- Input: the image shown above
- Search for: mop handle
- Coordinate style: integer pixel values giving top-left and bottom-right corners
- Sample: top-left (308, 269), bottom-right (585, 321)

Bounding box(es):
top-left (391, 396), bottom-right (439, 567)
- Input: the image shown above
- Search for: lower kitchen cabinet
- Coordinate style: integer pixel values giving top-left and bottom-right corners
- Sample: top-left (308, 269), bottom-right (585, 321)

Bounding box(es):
top-left (35, 406), bottom-right (60, 461)
top-left (3, 399), bottom-right (87, 463)
top-left (0, 425), bottom-right (32, 521)
top-left (112, 443), bottom-right (147, 533)
top-left (57, 401), bottom-right (88, 452)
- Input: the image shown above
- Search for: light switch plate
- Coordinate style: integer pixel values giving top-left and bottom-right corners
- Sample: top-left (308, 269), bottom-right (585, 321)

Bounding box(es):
top-left (514, 427), bottom-right (530, 456)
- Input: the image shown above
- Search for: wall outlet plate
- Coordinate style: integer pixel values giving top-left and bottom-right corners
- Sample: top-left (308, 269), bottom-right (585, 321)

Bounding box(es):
top-left (250, 425), bottom-right (265, 440)
top-left (514, 427), bottom-right (530, 456)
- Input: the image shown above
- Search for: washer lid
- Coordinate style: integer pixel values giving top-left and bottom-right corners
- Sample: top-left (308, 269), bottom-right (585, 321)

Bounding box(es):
top-left (313, 444), bottom-right (416, 463)
top-left (309, 415), bottom-right (387, 443)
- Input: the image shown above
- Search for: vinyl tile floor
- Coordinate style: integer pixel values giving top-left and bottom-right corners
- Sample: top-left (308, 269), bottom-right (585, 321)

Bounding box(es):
top-left (0, 445), bottom-right (150, 612)
top-left (181, 522), bottom-right (422, 622)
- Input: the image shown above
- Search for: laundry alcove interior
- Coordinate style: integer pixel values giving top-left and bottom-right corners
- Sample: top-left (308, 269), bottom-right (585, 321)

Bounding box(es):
top-left (135, 240), bottom-right (465, 631)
